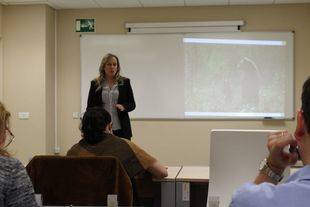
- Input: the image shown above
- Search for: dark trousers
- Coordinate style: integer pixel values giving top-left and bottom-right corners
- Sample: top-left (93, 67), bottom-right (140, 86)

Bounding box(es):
top-left (113, 129), bottom-right (131, 140)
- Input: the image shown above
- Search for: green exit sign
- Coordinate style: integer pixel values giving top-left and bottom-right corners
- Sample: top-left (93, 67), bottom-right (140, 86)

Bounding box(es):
top-left (76, 19), bottom-right (95, 32)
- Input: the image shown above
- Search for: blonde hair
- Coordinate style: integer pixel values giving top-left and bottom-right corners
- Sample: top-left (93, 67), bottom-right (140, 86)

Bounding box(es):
top-left (95, 53), bottom-right (123, 87)
top-left (0, 102), bottom-right (10, 156)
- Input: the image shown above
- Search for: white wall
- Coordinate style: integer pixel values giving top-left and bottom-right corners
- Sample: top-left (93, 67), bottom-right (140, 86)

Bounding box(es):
top-left (57, 4), bottom-right (310, 165)
top-left (0, 5), bottom-right (3, 101)
top-left (3, 5), bottom-right (55, 164)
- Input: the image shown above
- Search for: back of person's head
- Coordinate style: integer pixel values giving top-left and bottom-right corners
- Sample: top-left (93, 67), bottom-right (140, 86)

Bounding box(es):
top-left (81, 107), bottom-right (112, 144)
top-left (0, 102), bottom-right (10, 156)
top-left (302, 77), bottom-right (310, 133)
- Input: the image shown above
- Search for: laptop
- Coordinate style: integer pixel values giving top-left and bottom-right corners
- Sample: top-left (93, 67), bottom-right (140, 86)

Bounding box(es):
top-left (207, 129), bottom-right (290, 207)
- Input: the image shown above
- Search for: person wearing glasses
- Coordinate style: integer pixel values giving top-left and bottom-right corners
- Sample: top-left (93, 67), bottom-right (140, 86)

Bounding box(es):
top-left (0, 102), bottom-right (38, 206)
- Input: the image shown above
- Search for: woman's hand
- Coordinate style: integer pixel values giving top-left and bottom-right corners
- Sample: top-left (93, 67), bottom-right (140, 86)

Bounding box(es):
top-left (115, 104), bottom-right (125, 112)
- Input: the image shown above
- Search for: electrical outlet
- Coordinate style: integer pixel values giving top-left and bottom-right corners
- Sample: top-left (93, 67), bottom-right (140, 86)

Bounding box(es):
top-left (209, 196), bottom-right (220, 207)
top-left (54, 146), bottom-right (60, 154)
top-left (18, 112), bottom-right (30, 119)
top-left (107, 194), bottom-right (118, 207)
top-left (73, 112), bottom-right (80, 119)
top-left (182, 182), bottom-right (190, 201)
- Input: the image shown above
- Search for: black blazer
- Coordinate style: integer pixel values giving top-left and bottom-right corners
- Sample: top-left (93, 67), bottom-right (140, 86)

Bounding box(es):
top-left (87, 78), bottom-right (136, 138)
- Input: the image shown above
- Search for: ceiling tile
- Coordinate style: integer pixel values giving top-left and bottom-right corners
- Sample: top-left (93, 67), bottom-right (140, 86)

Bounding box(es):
top-left (47, 0), bottom-right (98, 9)
top-left (139, 0), bottom-right (184, 7)
top-left (229, 0), bottom-right (273, 5)
top-left (94, 0), bottom-right (141, 8)
top-left (275, 0), bottom-right (310, 3)
top-left (185, 0), bottom-right (229, 6)
top-left (2, 0), bottom-right (310, 9)
top-left (3, 0), bottom-right (47, 4)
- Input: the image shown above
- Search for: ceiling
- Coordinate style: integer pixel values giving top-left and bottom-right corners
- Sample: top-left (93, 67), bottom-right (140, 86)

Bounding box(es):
top-left (0, 0), bottom-right (309, 9)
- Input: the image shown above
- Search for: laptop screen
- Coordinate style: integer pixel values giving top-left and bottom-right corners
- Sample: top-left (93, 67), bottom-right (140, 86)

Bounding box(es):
top-left (208, 129), bottom-right (290, 207)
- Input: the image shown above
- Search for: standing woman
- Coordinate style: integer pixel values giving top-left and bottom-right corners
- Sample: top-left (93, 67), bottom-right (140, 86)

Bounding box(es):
top-left (87, 53), bottom-right (136, 140)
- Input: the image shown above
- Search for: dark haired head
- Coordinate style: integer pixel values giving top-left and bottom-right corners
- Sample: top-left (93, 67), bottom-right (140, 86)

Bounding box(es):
top-left (81, 107), bottom-right (112, 144)
top-left (302, 77), bottom-right (310, 133)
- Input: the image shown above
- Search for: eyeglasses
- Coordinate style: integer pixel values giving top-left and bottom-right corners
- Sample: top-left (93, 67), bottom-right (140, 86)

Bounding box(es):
top-left (3, 128), bottom-right (15, 149)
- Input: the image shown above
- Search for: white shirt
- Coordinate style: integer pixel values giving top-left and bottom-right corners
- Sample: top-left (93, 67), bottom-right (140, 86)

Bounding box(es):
top-left (101, 82), bottom-right (121, 130)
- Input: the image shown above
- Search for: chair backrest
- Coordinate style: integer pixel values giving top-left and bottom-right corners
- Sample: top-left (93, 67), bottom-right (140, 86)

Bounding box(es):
top-left (26, 155), bottom-right (133, 206)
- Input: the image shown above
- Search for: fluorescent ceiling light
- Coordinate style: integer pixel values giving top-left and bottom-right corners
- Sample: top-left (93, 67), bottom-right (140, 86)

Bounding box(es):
top-left (185, 112), bottom-right (284, 118)
top-left (183, 38), bottom-right (286, 46)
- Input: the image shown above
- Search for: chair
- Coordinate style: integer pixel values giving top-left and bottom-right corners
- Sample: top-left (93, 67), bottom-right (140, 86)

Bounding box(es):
top-left (26, 155), bottom-right (133, 206)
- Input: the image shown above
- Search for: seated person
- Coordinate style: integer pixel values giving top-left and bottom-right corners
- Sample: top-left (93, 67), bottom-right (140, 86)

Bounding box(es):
top-left (0, 102), bottom-right (38, 206)
top-left (230, 77), bottom-right (310, 207)
top-left (67, 107), bottom-right (168, 179)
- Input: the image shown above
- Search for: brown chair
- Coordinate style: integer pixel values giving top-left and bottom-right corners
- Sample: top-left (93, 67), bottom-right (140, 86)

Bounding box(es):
top-left (26, 155), bottom-right (133, 206)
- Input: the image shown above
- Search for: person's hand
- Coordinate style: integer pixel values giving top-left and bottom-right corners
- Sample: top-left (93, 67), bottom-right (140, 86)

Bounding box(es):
top-left (104, 127), bottom-right (113, 134)
top-left (266, 131), bottom-right (298, 174)
top-left (115, 104), bottom-right (125, 112)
